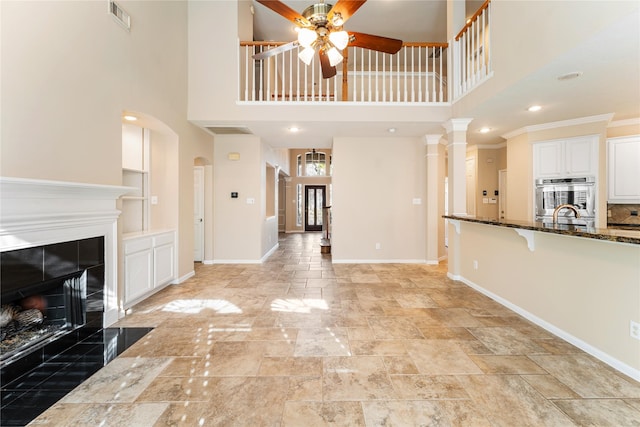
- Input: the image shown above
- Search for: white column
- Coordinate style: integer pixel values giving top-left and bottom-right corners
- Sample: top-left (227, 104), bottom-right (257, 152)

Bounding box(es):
top-left (425, 134), bottom-right (442, 264)
top-left (443, 118), bottom-right (473, 216)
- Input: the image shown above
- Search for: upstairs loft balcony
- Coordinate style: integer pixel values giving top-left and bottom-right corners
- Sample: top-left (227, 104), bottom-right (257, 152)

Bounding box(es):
top-left (239, 0), bottom-right (492, 105)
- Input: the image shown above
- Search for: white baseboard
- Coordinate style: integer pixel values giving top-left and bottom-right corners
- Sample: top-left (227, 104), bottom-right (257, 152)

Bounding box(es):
top-left (458, 275), bottom-right (640, 382)
top-left (173, 270), bottom-right (195, 284)
top-left (332, 259), bottom-right (427, 264)
top-left (261, 243), bottom-right (279, 262)
top-left (211, 259), bottom-right (262, 264)
top-left (202, 259), bottom-right (215, 265)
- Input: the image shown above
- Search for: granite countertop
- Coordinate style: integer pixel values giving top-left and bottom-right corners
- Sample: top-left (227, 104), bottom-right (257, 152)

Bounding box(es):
top-left (443, 215), bottom-right (640, 245)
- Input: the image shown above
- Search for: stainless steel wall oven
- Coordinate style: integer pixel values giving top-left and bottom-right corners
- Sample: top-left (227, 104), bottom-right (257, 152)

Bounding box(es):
top-left (535, 177), bottom-right (595, 223)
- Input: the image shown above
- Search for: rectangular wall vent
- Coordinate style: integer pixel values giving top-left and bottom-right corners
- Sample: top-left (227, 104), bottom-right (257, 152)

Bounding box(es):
top-left (108, 0), bottom-right (130, 31)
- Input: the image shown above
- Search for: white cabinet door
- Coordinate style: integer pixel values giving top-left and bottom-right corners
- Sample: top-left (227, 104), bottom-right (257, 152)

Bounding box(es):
top-left (154, 243), bottom-right (175, 287)
top-left (534, 141), bottom-right (563, 178)
top-left (608, 136), bottom-right (640, 203)
top-left (124, 248), bottom-right (153, 303)
top-left (565, 136), bottom-right (597, 177)
top-left (534, 136), bottom-right (598, 179)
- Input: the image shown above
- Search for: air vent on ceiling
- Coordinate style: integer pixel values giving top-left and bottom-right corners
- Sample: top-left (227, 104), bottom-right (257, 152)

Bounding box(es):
top-left (109, 0), bottom-right (130, 31)
top-left (206, 126), bottom-right (253, 135)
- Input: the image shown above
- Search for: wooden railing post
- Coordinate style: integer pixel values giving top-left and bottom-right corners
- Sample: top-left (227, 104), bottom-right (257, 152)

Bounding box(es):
top-left (342, 48), bottom-right (349, 101)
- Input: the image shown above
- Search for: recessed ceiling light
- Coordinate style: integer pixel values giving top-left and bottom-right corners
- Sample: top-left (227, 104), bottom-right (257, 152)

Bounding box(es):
top-left (289, 127), bottom-right (299, 133)
top-left (528, 105), bottom-right (542, 112)
top-left (387, 128), bottom-right (396, 133)
top-left (479, 127), bottom-right (491, 133)
top-left (123, 115), bottom-right (137, 121)
top-left (557, 71), bottom-right (582, 81)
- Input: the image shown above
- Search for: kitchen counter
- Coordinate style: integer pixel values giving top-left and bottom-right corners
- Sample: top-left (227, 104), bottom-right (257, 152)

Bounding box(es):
top-left (443, 215), bottom-right (640, 381)
top-left (443, 215), bottom-right (640, 245)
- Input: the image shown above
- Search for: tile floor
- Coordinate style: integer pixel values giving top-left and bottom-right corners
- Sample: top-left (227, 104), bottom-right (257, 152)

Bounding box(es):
top-left (30, 233), bottom-right (640, 426)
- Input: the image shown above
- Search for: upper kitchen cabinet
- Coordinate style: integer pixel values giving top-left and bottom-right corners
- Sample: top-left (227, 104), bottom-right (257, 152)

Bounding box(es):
top-left (607, 135), bottom-right (640, 203)
top-left (533, 135), bottom-right (598, 179)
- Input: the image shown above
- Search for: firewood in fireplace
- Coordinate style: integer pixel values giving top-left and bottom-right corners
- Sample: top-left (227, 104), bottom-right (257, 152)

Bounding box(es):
top-left (14, 309), bottom-right (44, 326)
top-left (0, 305), bottom-right (20, 328)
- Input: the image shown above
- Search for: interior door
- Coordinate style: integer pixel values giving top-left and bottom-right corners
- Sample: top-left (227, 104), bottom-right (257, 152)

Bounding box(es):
top-left (305, 185), bottom-right (326, 232)
top-left (193, 166), bottom-right (204, 262)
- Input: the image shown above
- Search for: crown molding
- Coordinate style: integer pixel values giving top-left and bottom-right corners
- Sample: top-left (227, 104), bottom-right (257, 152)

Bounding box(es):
top-left (608, 118), bottom-right (640, 128)
top-left (501, 113), bottom-right (614, 140)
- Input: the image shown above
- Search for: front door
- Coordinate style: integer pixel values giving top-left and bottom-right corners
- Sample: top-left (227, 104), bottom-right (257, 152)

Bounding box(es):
top-left (305, 185), bottom-right (325, 232)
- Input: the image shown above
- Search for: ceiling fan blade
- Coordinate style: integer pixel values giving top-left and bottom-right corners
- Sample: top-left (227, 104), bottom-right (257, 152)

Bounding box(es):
top-left (348, 32), bottom-right (403, 54)
top-left (255, 0), bottom-right (309, 26)
top-left (328, 0), bottom-right (367, 25)
top-left (252, 41), bottom-right (299, 60)
top-left (319, 50), bottom-right (337, 79)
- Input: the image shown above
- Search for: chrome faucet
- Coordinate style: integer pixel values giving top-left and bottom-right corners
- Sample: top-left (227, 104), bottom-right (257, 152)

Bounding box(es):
top-left (553, 204), bottom-right (581, 223)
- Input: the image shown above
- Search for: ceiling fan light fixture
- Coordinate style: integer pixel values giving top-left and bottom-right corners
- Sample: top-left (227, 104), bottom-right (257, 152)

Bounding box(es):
top-left (327, 46), bottom-right (343, 66)
top-left (329, 30), bottom-right (349, 50)
top-left (298, 27), bottom-right (318, 48)
top-left (298, 47), bottom-right (315, 65)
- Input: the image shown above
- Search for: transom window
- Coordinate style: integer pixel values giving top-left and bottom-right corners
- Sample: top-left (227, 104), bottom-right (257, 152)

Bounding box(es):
top-left (296, 150), bottom-right (330, 177)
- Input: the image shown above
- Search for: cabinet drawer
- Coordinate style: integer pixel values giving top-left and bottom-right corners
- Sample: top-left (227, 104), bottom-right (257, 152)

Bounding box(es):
top-left (124, 237), bottom-right (152, 255)
top-left (153, 232), bottom-right (174, 247)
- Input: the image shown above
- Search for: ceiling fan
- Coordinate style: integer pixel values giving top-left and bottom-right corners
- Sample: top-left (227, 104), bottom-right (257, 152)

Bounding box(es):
top-left (253, 0), bottom-right (403, 79)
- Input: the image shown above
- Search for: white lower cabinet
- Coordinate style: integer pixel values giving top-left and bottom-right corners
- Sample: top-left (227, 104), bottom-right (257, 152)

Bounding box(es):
top-left (124, 231), bottom-right (175, 307)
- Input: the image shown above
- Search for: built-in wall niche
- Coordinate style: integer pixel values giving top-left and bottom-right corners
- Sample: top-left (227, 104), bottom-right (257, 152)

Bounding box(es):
top-left (122, 124), bottom-right (150, 234)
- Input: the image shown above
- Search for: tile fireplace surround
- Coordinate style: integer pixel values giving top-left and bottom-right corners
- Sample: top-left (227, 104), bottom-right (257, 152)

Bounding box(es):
top-left (0, 177), bottom-right (136, 425)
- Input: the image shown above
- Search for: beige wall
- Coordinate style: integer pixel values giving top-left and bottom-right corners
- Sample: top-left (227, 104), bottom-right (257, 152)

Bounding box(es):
top-left (448, 220), bottom-right (640, 379)
top-left (1, 1), bottom-right (214, 292)
top-left (332, 137), bottom-right (426, 262)
top-left (213, 135), bottom-right (262, 261)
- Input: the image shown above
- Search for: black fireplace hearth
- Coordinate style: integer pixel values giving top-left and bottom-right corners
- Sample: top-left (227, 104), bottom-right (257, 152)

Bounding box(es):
top-left (0, 236), bottom-right (152, 426)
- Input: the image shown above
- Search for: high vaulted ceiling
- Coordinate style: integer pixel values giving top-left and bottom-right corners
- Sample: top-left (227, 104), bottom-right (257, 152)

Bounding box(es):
top-left (235, 0), bottom-right (640, 148)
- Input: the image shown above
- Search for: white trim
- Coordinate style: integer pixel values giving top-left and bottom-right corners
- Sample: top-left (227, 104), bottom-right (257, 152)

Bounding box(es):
top-left (514, 228), bottom-right (535, 251)
top-left (502, 113), bottom-right (614, 140)
top-left (446, 272), bottom-right (461, 281)
top-left (212, 259), bottom-right (262, 264)
top-left (261, 243), bottom-right (279, 262)
top-left (608, 118), bottom-right (640, 128)
top-left (443, 118), bottom-right (474, 134)
top-left (173, 270), bottom-right (195, 284)
top-left (332, 259), bottom-right (427, 264)
top-left (475, 142), bottom-right (507, 149)
top-left (0, 177), bottom-right (130, 328)
top-left (459, 275), bottom-right (640, 382)
top-left (424, 134), bottom-right (443, 145)
top-left (202, 259), bottom-right (215, 265)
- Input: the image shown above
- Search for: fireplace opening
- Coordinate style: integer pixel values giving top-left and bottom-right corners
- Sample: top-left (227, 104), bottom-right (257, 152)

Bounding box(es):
top-left (1, 271), bottom-right (87, 365)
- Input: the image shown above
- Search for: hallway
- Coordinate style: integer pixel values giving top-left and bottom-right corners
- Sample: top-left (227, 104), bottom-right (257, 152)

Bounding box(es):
top-left (32, 233), bottom-right (640, 426)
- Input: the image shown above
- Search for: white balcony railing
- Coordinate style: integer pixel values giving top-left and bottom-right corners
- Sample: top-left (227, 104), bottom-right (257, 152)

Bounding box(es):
top-left (239, 42), bottom-right (448, 104)
top-left (239, 0), bottom-right (491, 104)
top-left (452, 0), bottom-right (492, 100)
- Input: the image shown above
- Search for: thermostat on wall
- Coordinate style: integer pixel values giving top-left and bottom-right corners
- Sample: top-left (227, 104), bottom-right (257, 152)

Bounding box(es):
top-left (231, 192), bottom-right (238, 198)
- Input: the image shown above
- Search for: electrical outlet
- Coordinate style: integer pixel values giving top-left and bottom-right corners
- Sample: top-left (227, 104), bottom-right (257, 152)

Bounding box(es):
top-left (631, 320), bottom-right (640, 340)
top-left (473, 260), bottom-right (478, 270)
top-left (375, 243), bottom-right (381, 250)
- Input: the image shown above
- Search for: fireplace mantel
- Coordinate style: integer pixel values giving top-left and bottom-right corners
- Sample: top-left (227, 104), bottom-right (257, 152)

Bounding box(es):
top-left (0, 177), bottom-right (132, 326)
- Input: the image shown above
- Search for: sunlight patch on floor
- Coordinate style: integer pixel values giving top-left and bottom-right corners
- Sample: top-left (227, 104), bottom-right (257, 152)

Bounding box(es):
top-left (270, 298), bottom-right (329, 313)
top-left (161, 299), bottom-right (242, 314)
